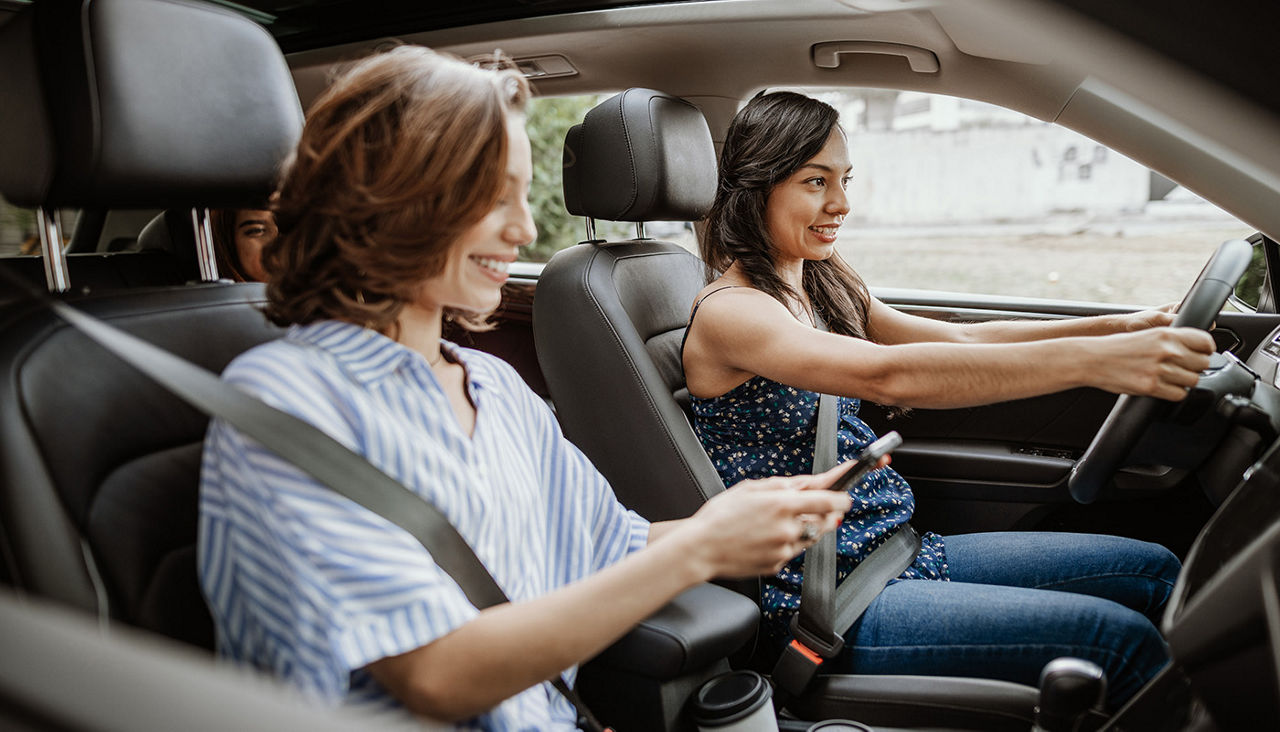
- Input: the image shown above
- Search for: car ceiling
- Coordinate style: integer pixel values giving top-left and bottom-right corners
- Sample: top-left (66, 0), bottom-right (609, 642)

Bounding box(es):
top-left (288, 2), bottom-right (1085, 120)
top-left (213, 0), bottom-right (1280, 121)
top-left (2, 0), bottom-right (1276, 238)
top-left (273, 0), bottom-right (1280, 239)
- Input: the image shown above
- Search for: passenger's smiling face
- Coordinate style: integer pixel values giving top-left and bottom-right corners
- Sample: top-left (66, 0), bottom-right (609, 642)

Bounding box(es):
top-left (417, 114), bottom-right (536, 316)
top-left (764, 127), bottom-right (852, 265)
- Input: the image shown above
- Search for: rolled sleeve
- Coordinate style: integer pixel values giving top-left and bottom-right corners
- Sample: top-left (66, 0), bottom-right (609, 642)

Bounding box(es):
top-left (202, 419), bottom-right (478, 703)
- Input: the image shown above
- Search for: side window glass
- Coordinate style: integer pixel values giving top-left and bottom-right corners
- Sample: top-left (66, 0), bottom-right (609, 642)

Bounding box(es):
top-left (523, 94), bottom-right (695, 264)
top-left (0, 195), bottom-right (40, 256)
top-left (0, 197), bottom-right (76, 257)
top-left (806, 89), bottom-right (1254, 307)
top-left (1230, 238), bottom-right (1267, 311)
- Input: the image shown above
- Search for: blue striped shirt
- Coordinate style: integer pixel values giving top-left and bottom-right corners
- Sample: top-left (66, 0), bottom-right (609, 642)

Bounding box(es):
top-left (198, 320), bottom-right (650, 730)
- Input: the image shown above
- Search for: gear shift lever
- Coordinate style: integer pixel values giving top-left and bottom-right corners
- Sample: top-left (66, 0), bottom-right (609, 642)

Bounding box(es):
top-left (1034, 657), bottom-right (1106, 732)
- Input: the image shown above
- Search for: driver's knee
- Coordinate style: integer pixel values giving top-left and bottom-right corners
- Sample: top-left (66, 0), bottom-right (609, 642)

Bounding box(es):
top-left (1090, 605), bottom-right (1169, 708)
top-left (1092, 536), bottom-right (1180, 620)
top-left (1028, 534), bottom-right (1181, 621)
top-left (1136, 541), bottom-right (1181, 617)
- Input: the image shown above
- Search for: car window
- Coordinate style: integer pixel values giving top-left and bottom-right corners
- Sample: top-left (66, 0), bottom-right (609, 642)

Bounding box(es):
top-left (523, 93), bottom-right (695, 264)
top-left (0, 196), bottom-right (75, 257)
top-left (801, 88), bottom-right (1255, 308)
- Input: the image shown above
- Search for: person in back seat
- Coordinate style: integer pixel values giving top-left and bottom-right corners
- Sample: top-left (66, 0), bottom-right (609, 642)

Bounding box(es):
top-left (211, 208), bottom-right (275, 282)
top-left (681, 90), bottom-right (1211, 708)
top-left (198, 48), bottom-right (853, 729)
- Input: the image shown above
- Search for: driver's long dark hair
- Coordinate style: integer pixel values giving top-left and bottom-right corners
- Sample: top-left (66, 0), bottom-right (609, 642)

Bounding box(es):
top-left (701, 92), bottom-right (871, 340)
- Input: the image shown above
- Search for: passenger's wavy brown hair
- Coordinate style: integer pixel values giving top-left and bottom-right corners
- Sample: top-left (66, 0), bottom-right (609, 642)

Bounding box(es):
top-left (263, 46), bottom-right (529, 333)
top-left (701, 91), bottom-right (871, 340)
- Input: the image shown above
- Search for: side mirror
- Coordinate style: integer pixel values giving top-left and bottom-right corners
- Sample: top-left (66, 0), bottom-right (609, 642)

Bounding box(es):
top-left (1227, 234), bottom-right (1278, 313)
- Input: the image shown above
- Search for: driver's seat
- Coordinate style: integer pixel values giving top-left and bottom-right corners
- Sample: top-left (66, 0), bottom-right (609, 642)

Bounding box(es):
top-left (534, 88), bottom-right (1040, 728)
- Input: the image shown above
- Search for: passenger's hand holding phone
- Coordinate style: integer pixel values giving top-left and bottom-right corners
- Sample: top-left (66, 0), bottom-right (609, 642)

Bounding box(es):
top-left (819, 431), bottom-right (901, 494)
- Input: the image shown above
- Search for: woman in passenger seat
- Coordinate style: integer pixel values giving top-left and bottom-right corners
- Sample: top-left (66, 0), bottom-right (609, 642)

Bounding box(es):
top-left (681, 91), bottom-right (1212, 708)
top-left (197, 48), bottom-right (853, 730)
top-left (211, 208), bottom-right (275, 282)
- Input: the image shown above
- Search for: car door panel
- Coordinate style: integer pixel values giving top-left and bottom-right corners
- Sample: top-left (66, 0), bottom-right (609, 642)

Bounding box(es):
top-left (498, 276), bottom-right (1272, 550)
top-left (861, 289), bottom-right (1280, 549)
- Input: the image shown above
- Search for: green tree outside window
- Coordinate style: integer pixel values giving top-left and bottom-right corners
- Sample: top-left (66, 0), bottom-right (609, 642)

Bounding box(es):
top-left (524, 94), bottom-right (635, 262)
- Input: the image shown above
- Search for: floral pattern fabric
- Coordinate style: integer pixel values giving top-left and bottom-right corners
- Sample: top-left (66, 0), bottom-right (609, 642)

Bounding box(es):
top-left (690, 374), bottom-right (949, 642)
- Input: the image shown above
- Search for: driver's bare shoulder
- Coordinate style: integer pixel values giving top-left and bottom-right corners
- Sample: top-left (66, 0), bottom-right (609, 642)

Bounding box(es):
top-left (685, 285), bottom-right (782, 395)
top-left (691, 284), bottom-right (787, 328)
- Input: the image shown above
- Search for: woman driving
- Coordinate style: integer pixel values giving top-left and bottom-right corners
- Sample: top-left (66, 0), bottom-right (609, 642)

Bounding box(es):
top-left (681, 90), bottom-right (1214, 706)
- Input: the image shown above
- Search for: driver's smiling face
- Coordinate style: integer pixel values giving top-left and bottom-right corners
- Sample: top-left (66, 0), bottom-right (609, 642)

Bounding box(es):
top-left (765, 127), bottom-right (852, 265)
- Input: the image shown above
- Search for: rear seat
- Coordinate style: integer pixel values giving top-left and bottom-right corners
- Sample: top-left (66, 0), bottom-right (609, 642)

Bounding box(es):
top-left (0, 0), bottom-right (301, 649)
top-left (0, 251), bottom-right (188, 307)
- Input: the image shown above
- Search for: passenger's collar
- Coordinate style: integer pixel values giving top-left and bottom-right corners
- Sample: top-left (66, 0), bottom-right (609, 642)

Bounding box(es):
top-left (286, 320), bottom-right (486, 390)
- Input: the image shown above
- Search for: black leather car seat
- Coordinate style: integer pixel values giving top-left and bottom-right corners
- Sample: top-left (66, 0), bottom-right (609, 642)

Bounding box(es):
top-left (534, 88), bottom-right (1041, 729)
top-left (0, 0), bottom-right (300, 649)
top-left (536, 89), bottom-right (724, 523)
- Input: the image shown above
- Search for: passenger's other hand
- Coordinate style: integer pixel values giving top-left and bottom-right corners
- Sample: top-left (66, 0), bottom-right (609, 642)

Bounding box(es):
top-left (1122, 302), bottom-right (1178, 331)
top-left (1095, 326), bottom-right (1214, 401)
top-left (680, 474), bottom-right (852, 580)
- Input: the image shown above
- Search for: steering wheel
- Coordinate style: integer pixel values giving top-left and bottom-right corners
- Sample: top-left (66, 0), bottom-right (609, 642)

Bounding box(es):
top-left (1067, 238), bottom-right (1256, 504)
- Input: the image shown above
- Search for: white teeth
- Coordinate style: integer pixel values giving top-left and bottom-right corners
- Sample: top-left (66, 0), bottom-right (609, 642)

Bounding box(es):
top-left (471, 256), bottom-right (510, 274)
top-left (810, 226), bottom-right (839, 236)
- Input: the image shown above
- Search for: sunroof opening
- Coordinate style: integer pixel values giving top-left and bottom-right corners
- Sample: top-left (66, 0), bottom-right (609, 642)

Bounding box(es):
top-left (214, 0), bottom-right (706, 54)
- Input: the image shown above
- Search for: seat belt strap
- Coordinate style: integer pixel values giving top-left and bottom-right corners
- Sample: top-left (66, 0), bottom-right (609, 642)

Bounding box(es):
top-left (772, 316), bottom-right (921, 700)
top-left (43, 299), bottom-right (609, 732)
top-left (831, 525), bottom-right (919, 635)
top-left (773, 526), bottom-right (918, 700)
top-left (794, 391), bottom-right (843, 650)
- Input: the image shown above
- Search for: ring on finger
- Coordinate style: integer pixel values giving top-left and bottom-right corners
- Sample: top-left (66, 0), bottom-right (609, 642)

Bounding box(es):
top-left (799, 520), bottom-right (817, 542)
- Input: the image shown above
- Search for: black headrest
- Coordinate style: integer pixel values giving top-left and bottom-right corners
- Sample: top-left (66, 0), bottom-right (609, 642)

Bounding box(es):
top-left (562, 88), bottom-right (716, 222)
top-left (0, 0), bottom-right (302, 209)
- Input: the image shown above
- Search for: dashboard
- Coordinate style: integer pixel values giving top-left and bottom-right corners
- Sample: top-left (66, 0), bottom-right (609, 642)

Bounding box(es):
top-left (1157, 322), bottom-right (1280, 728)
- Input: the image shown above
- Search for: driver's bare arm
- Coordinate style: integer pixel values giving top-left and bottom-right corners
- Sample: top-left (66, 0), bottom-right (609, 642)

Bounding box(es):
top-left (866, 297), bottom-right (1176, 346)
top-left (683, 288), bottom-right (1213, 409)
top-left (365, 474), bottom-right (850, 721)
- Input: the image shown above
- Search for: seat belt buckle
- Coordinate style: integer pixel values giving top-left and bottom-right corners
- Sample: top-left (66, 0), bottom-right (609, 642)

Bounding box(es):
top-left (789, 612), bottom-right (845, 660)
top-left (772, 615), bottom-right (846, 698)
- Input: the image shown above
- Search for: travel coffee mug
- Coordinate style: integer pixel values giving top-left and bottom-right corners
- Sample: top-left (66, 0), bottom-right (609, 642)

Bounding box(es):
top-left (805, 721), bottom-right (874, 732)
top-left (690, 670), bottom-right (777, 731)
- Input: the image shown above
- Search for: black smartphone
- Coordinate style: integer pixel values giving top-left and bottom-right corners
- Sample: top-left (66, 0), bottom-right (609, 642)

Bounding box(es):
top-left (829, 431), bottom-right (902, 491)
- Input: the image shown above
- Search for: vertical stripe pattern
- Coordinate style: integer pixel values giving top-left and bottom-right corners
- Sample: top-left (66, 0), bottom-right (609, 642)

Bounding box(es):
top-left (198, 320), bottom-right (650, 730)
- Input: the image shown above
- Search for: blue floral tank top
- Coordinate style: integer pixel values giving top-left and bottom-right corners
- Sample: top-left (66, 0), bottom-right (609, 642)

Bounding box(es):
top-left (684, 289), bottom-right (949, 643)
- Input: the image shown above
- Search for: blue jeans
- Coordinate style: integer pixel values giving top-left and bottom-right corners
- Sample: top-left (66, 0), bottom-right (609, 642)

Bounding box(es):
top-left (837, 532), bottom-right (1179, 707)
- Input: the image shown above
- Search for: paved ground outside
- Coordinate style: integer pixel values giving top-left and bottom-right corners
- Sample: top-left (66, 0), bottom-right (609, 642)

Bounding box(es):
top-left (838, 219), bottom-right (1253, 308)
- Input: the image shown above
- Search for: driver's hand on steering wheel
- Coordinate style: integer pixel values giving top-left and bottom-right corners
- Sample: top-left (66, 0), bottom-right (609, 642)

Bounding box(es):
top-left (1102, 326), bottom-right (1215, 401)
top-left (1122, 302), bottom-right (1179, 331)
